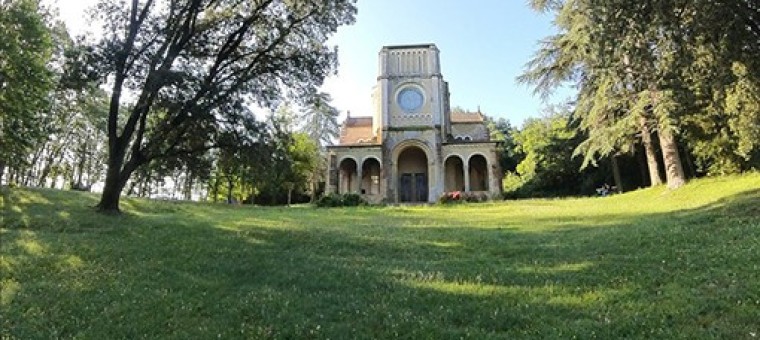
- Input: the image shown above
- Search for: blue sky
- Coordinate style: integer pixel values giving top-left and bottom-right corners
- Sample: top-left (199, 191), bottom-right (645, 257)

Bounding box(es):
top-left (321, 0), bottom-right (574, 126)
top-left (52, 0), bottom-right (571, 126)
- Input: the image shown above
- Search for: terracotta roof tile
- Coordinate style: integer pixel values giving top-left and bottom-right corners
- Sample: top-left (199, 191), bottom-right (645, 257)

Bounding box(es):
top-left (451, 111), bottom-right (485, 123)
top-left (339, 116), bottom-right (375, 144)
top-left (345, 116), bottom-right (372, 127)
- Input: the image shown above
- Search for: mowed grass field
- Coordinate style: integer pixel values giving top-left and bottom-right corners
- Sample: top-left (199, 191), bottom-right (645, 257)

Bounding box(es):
top-left (2, 174), bottom-right (760, 339)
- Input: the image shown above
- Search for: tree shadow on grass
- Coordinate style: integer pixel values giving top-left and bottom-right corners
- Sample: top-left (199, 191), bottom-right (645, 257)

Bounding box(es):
top-left (1, 187), bottom-right (759, 338)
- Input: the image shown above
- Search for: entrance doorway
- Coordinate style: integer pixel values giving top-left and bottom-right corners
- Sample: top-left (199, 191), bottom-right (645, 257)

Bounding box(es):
top-left (397, 146), bottom-right (428, 202)
top-left (399, 173), bottom-right (427, 202)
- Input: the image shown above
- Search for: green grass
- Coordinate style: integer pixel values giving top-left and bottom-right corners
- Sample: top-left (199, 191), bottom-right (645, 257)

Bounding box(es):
top-left (2, 174), bottom-right (760, 339)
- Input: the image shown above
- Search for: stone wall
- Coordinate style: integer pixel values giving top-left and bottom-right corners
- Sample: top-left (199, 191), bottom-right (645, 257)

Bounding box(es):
top-left (450, 123), bottom-right (489, 141)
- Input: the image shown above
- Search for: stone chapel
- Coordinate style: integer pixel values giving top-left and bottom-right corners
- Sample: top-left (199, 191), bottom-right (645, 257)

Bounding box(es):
top-left (326, 44), bottom-right (502, 203)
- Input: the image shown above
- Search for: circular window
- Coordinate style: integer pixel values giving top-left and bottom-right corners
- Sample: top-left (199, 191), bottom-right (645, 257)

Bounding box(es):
top-left (397, 87), bottom-right (424, 112)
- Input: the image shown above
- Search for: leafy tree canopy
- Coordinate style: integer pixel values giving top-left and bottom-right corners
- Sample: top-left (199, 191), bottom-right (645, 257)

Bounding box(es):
top-left (88, 0), bottom-right (357, 212)
top-left (0, 0), bottom-right (55, 175)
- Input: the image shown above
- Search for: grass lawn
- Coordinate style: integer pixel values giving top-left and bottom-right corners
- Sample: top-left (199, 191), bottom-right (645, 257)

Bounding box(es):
top-left (2, 174), bottom-right (760, 339)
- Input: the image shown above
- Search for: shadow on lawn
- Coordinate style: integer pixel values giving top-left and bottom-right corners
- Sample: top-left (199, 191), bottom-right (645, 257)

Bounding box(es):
top-left (2, 187), bottom-right (759, 338)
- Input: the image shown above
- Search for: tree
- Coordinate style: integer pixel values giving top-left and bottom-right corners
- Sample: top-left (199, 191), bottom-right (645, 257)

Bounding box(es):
top-left (284, 132), bottom-right (319, 205)
top-left (300, 92), bottom-right (340, 149)
top-left (519, 0), bottom-right (740, 189)
top-left (676, 1), bottom-right (760, 175)
top-left (250, 111), bottom-right (313, 205)
top-left (297, 92), bottom-right (339, 201)
top-left (508, 109), bottom-right (590, 197)
top-left (22, 22), bottom-right (111, 191)
top-left (0, 0), bottom-right (54, 184)
top-left (90, 0), bottom-right (356, 212)
top-left (210, 113), bottom-right (271, 204)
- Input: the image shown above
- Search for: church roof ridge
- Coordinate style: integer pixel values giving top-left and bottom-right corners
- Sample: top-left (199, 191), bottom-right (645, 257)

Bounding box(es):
top-left (450, 109), bottom-right (485, 123)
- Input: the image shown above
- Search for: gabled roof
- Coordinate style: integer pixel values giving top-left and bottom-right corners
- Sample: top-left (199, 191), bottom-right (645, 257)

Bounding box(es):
top-left (339, 116), bottom-right (375, 145)
top-left (344, 116), bottom-right (372, 127)
top-left (451, 110), bottom-right (485, 123)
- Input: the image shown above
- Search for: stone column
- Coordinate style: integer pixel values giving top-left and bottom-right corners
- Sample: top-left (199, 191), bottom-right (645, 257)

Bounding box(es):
top-left (339, 170), bottom-right (345, 194)
top-left (428, 160), bottom-right (437, 202)
top-left (463, 159), bottom-right (471, 192)
top-left (356, 165), bottom-right (362, 194)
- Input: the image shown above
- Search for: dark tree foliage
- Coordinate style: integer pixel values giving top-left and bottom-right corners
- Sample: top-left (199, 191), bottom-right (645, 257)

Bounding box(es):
top-left (0, 0), bottom-right (54, 183)
top-left (508, 111), bottom-right (596, 197)
top-left (300, 91), bottom-right (340, 149)
top-left (520, 0), bottom-right (760, 192)
top-left (90, 0), bottom-right (357, 212)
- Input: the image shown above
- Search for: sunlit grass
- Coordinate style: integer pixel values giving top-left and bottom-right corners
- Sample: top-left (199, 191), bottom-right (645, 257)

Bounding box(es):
top-left (1, 173), bottom-right (759, 338)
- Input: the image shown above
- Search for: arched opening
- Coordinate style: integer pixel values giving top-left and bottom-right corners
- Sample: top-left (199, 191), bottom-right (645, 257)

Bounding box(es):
top-left (469, 154), bottom-right (489, 191)
top-left (361, 158), bottom-right (381, 195)
top-left (397, 146), bottom-right (428, 202)
top-left (338, 158), bottom-right (358, 194)
top-left (444, 156), bottom-right (465, 192)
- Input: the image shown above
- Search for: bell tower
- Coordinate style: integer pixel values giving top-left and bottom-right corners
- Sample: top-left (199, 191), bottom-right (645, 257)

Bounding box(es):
top-left (371, 44), bottom-right (451, 203)
top-left (372, 44), bottom-right (450, 135)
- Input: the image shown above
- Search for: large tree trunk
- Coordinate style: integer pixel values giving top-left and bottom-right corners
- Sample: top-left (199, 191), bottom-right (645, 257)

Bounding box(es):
top-left (639, 115), bottom-right (663, 186)
top-left (658, 128), bottom-right (686, 189)
top-left (635, 147), bottom-right (649, 188)
top-left (98, 171), bottom-right (127, 213)
top-left (611, 155), bottom-right (623, 192)
top-left (681, 142), bottom-right (698, 178)
top-left (650, 89), bottom-right (686, 189)
top-left (97, 147), bottom-right (132, 213)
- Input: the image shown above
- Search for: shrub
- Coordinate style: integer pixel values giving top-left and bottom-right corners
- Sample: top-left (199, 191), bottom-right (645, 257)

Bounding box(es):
top-left (315, 193), bottom-right (342, 207)
top-left (438, 191), bottom-right (461, 204)
top-left (465, 192), bottom-right (488, 202)
top-left (439, 191), bottom-right (489, 204)
top-left (341, 193), bottom-right (366, 207)
top-left (315, 193), bottom-right (367, 208)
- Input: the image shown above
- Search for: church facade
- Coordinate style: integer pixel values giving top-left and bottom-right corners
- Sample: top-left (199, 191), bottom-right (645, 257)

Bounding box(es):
top-left (326, 44), bottom-right (502, 203)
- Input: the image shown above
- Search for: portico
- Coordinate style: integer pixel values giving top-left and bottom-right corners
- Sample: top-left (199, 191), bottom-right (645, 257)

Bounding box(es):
top-left (326, 44), bottom-right (502, 203)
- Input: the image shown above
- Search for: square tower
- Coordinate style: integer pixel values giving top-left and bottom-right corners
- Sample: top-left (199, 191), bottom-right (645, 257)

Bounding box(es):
top-left (374, 44), bottom-right (450, 133)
